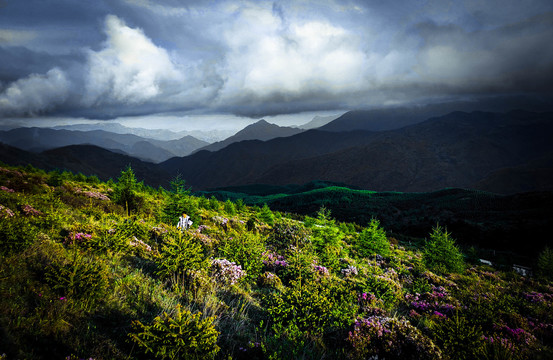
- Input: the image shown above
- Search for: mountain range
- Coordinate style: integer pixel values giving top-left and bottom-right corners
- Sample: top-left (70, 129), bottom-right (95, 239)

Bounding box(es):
top-left (1, 109), bottom-right (552, 194)
top-left (0, 127), bottom-right (208, 163)
top-left (161, 110), bottom-right (553, 193)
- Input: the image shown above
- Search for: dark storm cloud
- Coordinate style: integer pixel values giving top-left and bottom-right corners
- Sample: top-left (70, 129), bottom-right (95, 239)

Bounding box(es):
top-left (1, 0), bottom-right (553, 119)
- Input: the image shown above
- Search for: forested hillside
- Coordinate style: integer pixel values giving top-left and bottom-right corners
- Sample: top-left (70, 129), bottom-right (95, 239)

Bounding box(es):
top-left (1, 164), bottom-right (552, 359)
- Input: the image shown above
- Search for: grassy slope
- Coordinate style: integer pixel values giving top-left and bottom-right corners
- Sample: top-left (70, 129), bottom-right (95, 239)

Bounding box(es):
top-left (1, 165), bottom-right (552, 359)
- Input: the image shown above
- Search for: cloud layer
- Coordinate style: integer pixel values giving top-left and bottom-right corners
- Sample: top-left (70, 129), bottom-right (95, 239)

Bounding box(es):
top-left (1, 0), bottom-right (552, 119)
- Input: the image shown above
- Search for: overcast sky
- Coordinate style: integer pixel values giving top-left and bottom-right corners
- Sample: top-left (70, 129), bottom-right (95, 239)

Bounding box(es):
top-left (1, 0), bottom-right (553, 128)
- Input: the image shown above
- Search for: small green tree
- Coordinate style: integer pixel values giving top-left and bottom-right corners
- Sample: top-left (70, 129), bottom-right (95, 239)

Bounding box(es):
top-left (259, 203), bottom-right (274, 226)
top-left (223, 199), bottom-right (236, 216)
top-left (156, 231), bottom-right (208, 290)
top-left (537, 246), bottom-right (553, 281)
top-left (162, 175), bottom-right (198, 226)
top-left (310, 207), bottom-right (347, 271)
top-left (112, 165), bottom-right (143, 216)
top-left (423, 225), bottom-right (464, 274)
top-left (129, 304), bottom-right (220, 360)
top-left (355, 219), bottom-right (390, 258)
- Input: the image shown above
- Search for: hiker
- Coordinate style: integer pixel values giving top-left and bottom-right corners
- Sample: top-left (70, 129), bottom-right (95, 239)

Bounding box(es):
top-left (177, 212), bottom-right (192, 230)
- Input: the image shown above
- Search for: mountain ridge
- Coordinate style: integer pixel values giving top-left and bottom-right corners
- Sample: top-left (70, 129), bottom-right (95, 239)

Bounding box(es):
top-left (196, 119), bottom-right (304, 153)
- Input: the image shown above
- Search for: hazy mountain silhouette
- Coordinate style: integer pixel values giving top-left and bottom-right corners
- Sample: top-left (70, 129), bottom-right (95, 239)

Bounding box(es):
top-left (0, 127), bottom-right (207, 163)
top-left (197, 119), bottom-right (304, 153)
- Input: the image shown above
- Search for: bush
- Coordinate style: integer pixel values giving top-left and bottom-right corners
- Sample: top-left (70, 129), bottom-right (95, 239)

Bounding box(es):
top-left (355, 219), bottom-right (390, 258)
top-left (431, 311), bottom-right (484, 360)
top-left (156, 231), bottom-right (208, 290)
top-left (265, 277), bottom-right (356, 355)
top-left (0, 215), bottom-right (39, 255)
top-left (219, 233), bottom-right (265, 282)
top-left (423, 225), bottom-right (464, 274)
top-left (129, 304), bottom-right (220, 360)
top-left (45, 249), bottom-right (110, 310)
top-left (347, 316), bottom-right (442, 360)
top-left (268, 219), bottom-right (310, 250)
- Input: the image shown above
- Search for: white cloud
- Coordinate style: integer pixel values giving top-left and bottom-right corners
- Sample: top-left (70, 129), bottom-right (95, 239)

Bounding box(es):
top-left (0, 67), bottom-right (70, 116)
top-left (215, 5), bottom-right (371, 105)
top-left (83, 15), bottom-right (184, 106)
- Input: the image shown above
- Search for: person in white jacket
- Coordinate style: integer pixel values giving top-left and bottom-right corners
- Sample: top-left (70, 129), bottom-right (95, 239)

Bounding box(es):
top-left (177, 212), bottom-right (192, 230)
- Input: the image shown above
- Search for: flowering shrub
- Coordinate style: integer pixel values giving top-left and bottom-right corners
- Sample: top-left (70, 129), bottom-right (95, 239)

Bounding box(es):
top-left (0, 185), bottom-right (15, 193)
top-left (262, 250), bottom-right (289, 270)
top-left (347, 316), bottom-right (442, 360)
top-left (212, 216), bottom-right (229, 229)
top-left (130, 236), bottom-right (153, 252)
top-left (312, 262), bottom-right (329, 276)
top-left (75, 188), bottom-right (110, 201)
top-left (0, 204), bottom-right (15, 218)
top-left (64, 232), bottom-right (92, 246)
top-left (341, 265), bottom-right (359, 277)
top-left (405, 286), bottom-right (458, 318)
top-left (211, 258), bottom-right (246, 286)
top-left (358, 292), bottom-right (387, 317)
top-left (21, 204), bottom-right (42, 216)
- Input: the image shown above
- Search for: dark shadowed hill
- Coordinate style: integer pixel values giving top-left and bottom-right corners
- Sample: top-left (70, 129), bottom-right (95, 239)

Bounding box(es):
top-left (160, 129), bottom-right (377, 188)
top-left (161, 110), bottom-right (553, 193)
top-left (197, 119), bottom-right (304, 153)
top-left (0, 143), bottom-right (168, 187)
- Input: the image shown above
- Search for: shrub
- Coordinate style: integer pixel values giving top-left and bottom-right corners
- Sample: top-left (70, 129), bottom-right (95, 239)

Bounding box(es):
top-left (360, 272), bottom-right (402, 308)
top-left (355, 219), bottom-right (390, 258)
top-left (268, 219), bottom-right (310, 250)
top-left (423, 225), bottom-right (464, 274)
top-left (129, 304), bottom-right (220, 360)
top-left (45, 249), bottom-right (110, 310)
top-left (347, 316), bottom-right (442, 360)
top-left (210, 258), bottom-right (246, 286)
top-left (431, 311), bottom-right (484, 360)
top-left (265, 277), bottom-right (356, 348)
top-left (0, 215), bottom-right (39, 255)
top-left (156, 231), bottom-right (208, 290)
top-left (219, 233), bottom-right (265, 282)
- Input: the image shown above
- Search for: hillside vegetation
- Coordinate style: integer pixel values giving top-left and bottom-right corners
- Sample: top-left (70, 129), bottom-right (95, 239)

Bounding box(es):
top-left (1, 164), bottom-right (552, 359)
top-left (199, 182), bottom-right (553, 262)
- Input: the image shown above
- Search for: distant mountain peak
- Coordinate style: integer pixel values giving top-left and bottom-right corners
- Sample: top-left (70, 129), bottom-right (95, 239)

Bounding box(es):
top-left (196, 119), bottom-right (304, 153)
